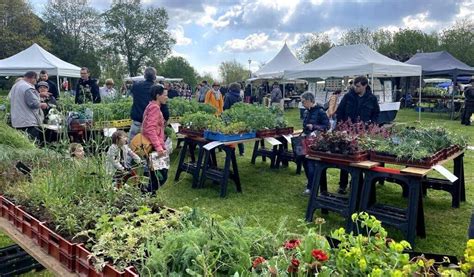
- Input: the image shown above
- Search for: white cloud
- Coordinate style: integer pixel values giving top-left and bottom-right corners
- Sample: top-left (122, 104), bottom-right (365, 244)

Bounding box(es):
top-left (456, 0), bottom-right (474, 19)
top-left (216, 33), bottom-right (282, 53)
top-left (198, 65), bottom-right (221, 81)
top-left (170, 49), bottom-right (189, 59)
top-left (169, 25), bottom-right (192, 46)
top-left (401, 12), bottom-right (439, 31)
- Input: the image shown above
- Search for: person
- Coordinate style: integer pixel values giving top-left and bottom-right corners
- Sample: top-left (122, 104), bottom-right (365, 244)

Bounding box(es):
top-left (205, 82), bottom-right (224, 115)
top-left (69, 143), bottom-right (85, 160)
top-left (168, 83), bottom-right (179, 99)
top-left (106, 130), bottom-right (141, 188)
top-left (326, 89), bottom-right (342, 130)
top-left (99, 79), bottom-right (117, 100)
top-left (270, 82), bottom-right (283, 108)
top-left (75, 67), bottom-right (100, 104)
top-left (223, 82), bottom-right (245, 155)
top-left (37, 70), bottom-right (59, 99)
top-left (335, 76), bottom-right (380, 194)
top-left (129, 67), bottom-right (157, 141)
top-left (194, 83), bottom-right (202, 101)
top-left (121, 80), bottom-right (133, 97)
top-left (198, 80), bottom-right (210, 103)
top-left (9, 71), bottom-right (48, 143)
top-left (300, 91), bottom-right (330, 195)
top-left (36, 81), bottom-right (56, 120)
top-left (244, 84), bottom-right (252, 103)
top-left (462, 78), bottom-right (474, 126)
top-left (142, 85), bottom-right (169, 194)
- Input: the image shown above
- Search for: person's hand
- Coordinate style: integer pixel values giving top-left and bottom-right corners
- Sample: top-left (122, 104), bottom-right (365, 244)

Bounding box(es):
top-left (157, 149), bottom-right (166, 157)
top-left (40, 103), bottom-right (48, 109)
top-left (305, 124), bottom-right (313, 130)
top-left (40, 91), bottom-right (52, 98)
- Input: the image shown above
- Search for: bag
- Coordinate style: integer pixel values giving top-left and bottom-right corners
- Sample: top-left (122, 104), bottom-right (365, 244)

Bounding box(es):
top-left (130, 133), bottom-right (153, 157)
top-left (323, 101), bottom-right (329, 111)
top-left (291, 134), bottom-right (308, 157)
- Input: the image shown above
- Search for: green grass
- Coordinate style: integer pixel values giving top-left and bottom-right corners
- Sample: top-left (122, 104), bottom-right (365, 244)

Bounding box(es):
top-left (1, 108), bottom-right (473, 276)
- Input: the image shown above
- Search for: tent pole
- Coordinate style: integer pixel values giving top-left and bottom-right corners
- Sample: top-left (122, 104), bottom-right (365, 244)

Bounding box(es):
top-left (418, 74), bottom-right (422, 122)
top-left (57, 74), bottom-right (60, 95)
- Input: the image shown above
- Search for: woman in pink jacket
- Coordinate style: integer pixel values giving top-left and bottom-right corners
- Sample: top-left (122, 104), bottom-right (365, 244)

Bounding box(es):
top-left (142, 84), bottom-right (168, 194)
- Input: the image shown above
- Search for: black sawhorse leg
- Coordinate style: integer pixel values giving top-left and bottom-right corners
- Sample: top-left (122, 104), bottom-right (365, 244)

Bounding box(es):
top-left (174, 138), bottom-right (207, 188)
top-left (305, 160), bottom-right (362, 232)
top-left (251, 140), bottom-right (278, 168)
top-left (360, 170), bottom-right (425, 246)
top-left (199, 145), bottom-right (241, 197)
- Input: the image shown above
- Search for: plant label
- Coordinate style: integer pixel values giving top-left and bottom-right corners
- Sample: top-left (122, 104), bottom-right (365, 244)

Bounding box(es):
top-left (103, 127), bottom-right (117, 137)
top-left (282, 134), bottom-right (293, 143)
top-left (432, 165), bottom-right (458, 183)
top-left (170, 123), bottom-right (180, 133)
top-left (204, 141), bottom-right (223, 151)
top-left (264, 137), bottom-right (282, 146)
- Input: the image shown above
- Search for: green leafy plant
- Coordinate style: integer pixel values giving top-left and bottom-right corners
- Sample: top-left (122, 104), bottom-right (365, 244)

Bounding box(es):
top-left (180, 112), bottom-right (221, 131)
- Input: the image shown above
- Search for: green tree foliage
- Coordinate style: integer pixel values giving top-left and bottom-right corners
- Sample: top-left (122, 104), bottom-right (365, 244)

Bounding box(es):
top-left (297, 33), bottom-right (333, 63)
top-left (218, 60), bottom-right (249, 85)
top-left (42, 0), bottom-right (102, 76)
top-left (340, 27), bottom-right (376, 48)
top-left (103, 0), bottom-right (175, 77)
top-left (196, 72), bottom-right (216, 87)
top-left (0, 0), bottom-right (50, 59)
top-left (440, 19), bottom-right (474, 66)
top-left (157, 56), bottom-right (198, 86)
top-left (384, 29), bottom-right (439, 61)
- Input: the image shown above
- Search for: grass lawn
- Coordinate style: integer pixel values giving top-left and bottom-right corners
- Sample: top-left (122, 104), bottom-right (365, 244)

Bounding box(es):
top-left (0, 108), bottom-right (472, 275)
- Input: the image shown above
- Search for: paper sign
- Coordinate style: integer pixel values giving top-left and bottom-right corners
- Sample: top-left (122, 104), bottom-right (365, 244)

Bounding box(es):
top-left (432, 165), bottom-right (458, 183)
top-left (264, 137), bottom-right (282, 146)
top-left (282, 134), bottom-right (293, 143)
top-left (103, 127), bottom-right (117, 137)
top-left (467, 146), bottom-right (474, 151)
top-left (170, 123), bottom-right (180, 133)
top-left (203, 141), bottom-right (223, 151)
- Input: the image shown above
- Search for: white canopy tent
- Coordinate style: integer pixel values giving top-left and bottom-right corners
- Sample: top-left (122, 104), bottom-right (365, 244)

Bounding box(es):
top-left (0, 43), bottom-right (81, 77)
top-left (0, 44), bottom-right (82, 93)
top-left (284, 44), bottom-right (423, 120)
top-left (253, 42), bottom-right (303, 79)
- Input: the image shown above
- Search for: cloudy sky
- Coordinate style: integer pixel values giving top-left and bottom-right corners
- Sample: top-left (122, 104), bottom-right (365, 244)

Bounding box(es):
top-left (30, 0), bottom-right (473, 80)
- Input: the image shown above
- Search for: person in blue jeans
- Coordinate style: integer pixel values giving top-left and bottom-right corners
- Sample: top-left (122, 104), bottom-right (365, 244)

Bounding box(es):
top-left (300, 91), bottom-right (330, 195)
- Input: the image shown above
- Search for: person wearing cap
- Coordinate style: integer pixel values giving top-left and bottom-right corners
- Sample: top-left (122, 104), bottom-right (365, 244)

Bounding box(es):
top-left (99, 78), bottom-right (117, 100)
top-left (9, 71), bottom-right (49, 143)
top-left (461, 78), bottom-right (474, 126)
top-left (205, 82), bottom-right (224, 115)
top-left (37, 70), bottom-right (59, 99)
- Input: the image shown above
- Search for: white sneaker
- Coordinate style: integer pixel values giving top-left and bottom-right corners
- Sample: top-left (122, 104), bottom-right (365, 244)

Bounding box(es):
top-left (303, 189), bottom-right (311, 195)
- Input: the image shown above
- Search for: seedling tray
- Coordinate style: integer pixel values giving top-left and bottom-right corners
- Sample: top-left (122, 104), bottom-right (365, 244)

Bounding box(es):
top-left (369, 149), bottom-right (445, 169)
top-left (256, 129), bottom-right (277, 138)
top-left (307, 149), bottom-right (369, 163)
top-left (178, 126), bottom-right (204, 137)
top-left (276, 127), bottom-right (294, 135)
top-left (204, 131), bottom-right (256, 142)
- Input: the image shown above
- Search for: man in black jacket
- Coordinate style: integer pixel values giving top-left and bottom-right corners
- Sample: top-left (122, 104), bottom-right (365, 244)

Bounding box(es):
top-left (335, 76), bottom-right (380, 194)
top-left (461, 79), bottom-right (474, 126)
top-left (75, 67), bottom-right (100, 104)
top-left (223, 82), bottom-right (245, 155)
top-left (37, 70), bottom-right (59, 99)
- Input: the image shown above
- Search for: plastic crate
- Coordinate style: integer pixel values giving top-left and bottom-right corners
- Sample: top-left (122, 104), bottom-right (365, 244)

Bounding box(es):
top-left (204, 131), bottom-right (256, 142)
top-left (256, 129), bottom-right (277, 138)
top-left (369, 149), bottom-right (445, 169)
top-left (102, 264), bottom-right (126, 277)
top-left (178, 126), bottom-right (204, 137)
top-left (0, 244), bottom-right (44, 276)
top-left (94, 119), bottom-right (132, 129)
top-left (38, 223), bottom-right (76, 256)
top-left (0, 196), bottom-right (16, 223)
top-left (14, 207), bottom-right (44, 244)
top-left (307, 150), bottom-right (369, 163)
top-left (276, 127), bottom-right (294, 136)
top-left (124, 266), bottom-right (139, 277)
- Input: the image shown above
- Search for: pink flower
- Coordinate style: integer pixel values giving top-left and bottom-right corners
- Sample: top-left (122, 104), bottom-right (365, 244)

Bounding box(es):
top-left (252, 256), bottom-right (266, 268)
top-left (284, 239), bottom-right (301, 250)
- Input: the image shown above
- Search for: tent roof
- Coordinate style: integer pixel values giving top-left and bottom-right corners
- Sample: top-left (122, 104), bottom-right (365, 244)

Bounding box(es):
top-left (405, 51), bottom-right (474, 77)
top-left (0, 43), bottom-right (81, 77)
top-left (253, 43), bottom-right (302, 79)
top-left (284, 44), bottom-right (421, 79)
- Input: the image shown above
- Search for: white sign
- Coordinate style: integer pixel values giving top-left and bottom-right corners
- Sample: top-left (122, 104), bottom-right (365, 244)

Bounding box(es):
top-left (282, 134), bottom-right (293, 144)
top-left (203, 141), bottom-right (223, 151)
top-left (432, 165), bottom-right (458, 183)
top-left (264, 137), bottom-right (282, 146)
top-left (103, 127), bottom-right (117, 137)
top-left (170, 123), bottom-right (180, 133)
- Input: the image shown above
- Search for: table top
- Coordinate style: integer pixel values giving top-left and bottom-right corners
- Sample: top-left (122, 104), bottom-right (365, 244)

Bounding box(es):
top-left (183, 135), bottom-right (260, 145)
top-left (0, 217), bottom-right (76, 277)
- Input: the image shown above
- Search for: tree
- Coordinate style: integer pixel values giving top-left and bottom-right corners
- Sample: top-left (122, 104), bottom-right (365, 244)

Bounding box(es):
top-left (297, 33), bottom-right (333, 63)
top-left (218, 60), bottom-right (249, 85)
top-left (340, 27), bottom-right (375, 49)
top-left (440, 19), bottom-right (474, 66)
top-left (42, 0), bottom-right (102, 76)
top-left (196, 72), bottom-right (216, 87)
top-left (157, 56), bottom-right (198, 86)
top-left (0, 0), bottom-right (50, 59)
top-left (103, 0), bottom-right (175, 76)
top-left (387, 29), bottom-right (439, 61)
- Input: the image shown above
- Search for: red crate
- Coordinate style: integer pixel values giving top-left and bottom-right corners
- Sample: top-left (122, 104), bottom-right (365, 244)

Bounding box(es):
top-left (76, 243), bottom-right (92, 265)
top-left (256, 129), bottom-right (277, 138)
top-left (124, 266), bottom-right (139, 277)
top-left (59, 251), bottom-right (76, 272)
top-left (307, 149), bottom-right (369, 163)
top-left (102, 264), bottom-right (126, 277)
top-left (14, 207), bottom-right (44, 244)
top-left (39, 223), bottom-right (76, 256)
top-left (0, 196), bottom-right (16, 222)
top-left (276, 127), bottom-right (294, 136)
top-left (178, 126), bottom-right (204, 137)
top-left (369, 149), bottom-right (445, 169)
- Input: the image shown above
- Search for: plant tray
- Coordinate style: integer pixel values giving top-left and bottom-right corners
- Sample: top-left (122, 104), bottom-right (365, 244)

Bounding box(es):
top-left (204, 131), bottom-right (256, 142)
top-left (178, 126), bottom-right (204, 137)
top-left (39, 223), bottom-right (76, 256)
top-left (0, 196), bottom-right (16, 223)
top-left (102, 263), bottom-right (126, 277)
top-left (444, 145), bottom-right (461, 159)
top-left (276, 127), bottom-right (294, 135)
top-left (13, 207), bottom-right (44, 244)
top-left (307, 149), bottom-right (369, 163)
top-left (94, 119), bottom-right (132, 129)
top-left (369, 150), bottom-right (445, 169)
top-left (39, 237), bottom-right (75, 272)
top-left (124, 266), bottom-right (139, 277)
top-left (69, 119), bottom-right (93, 132)
top-left (256, 129), bottom-right (277, 138)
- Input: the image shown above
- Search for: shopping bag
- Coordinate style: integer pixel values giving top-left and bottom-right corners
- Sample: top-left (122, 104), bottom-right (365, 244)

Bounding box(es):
top-left (130, 133), bottom-right (153, 157)
top-left (291, 135), bottom-right (308, 157)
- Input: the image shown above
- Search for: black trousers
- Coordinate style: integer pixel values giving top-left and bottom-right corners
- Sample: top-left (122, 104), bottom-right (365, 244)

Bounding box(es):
top-left (461, 104), bottom-right (474, 125)
top-left (16, 126), bottom-right (43, 145)
top-left (147, 168), bottom-right (168, 195)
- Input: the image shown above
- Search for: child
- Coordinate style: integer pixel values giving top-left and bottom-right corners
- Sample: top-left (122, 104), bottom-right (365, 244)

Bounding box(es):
top-left (69, 143), bottom-right (85, 160)
top-left (106, 130), bottom-right (141, 187)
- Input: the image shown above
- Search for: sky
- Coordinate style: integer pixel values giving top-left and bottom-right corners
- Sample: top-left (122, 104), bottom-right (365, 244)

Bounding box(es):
top-left (29, 0), bottom-right (474, 80)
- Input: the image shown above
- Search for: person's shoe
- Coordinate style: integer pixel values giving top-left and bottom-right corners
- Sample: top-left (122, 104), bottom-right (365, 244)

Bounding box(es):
top-left (337, 187), bottom-right (347, 195)
top-left (303, 189), bottom-right (311, 195)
